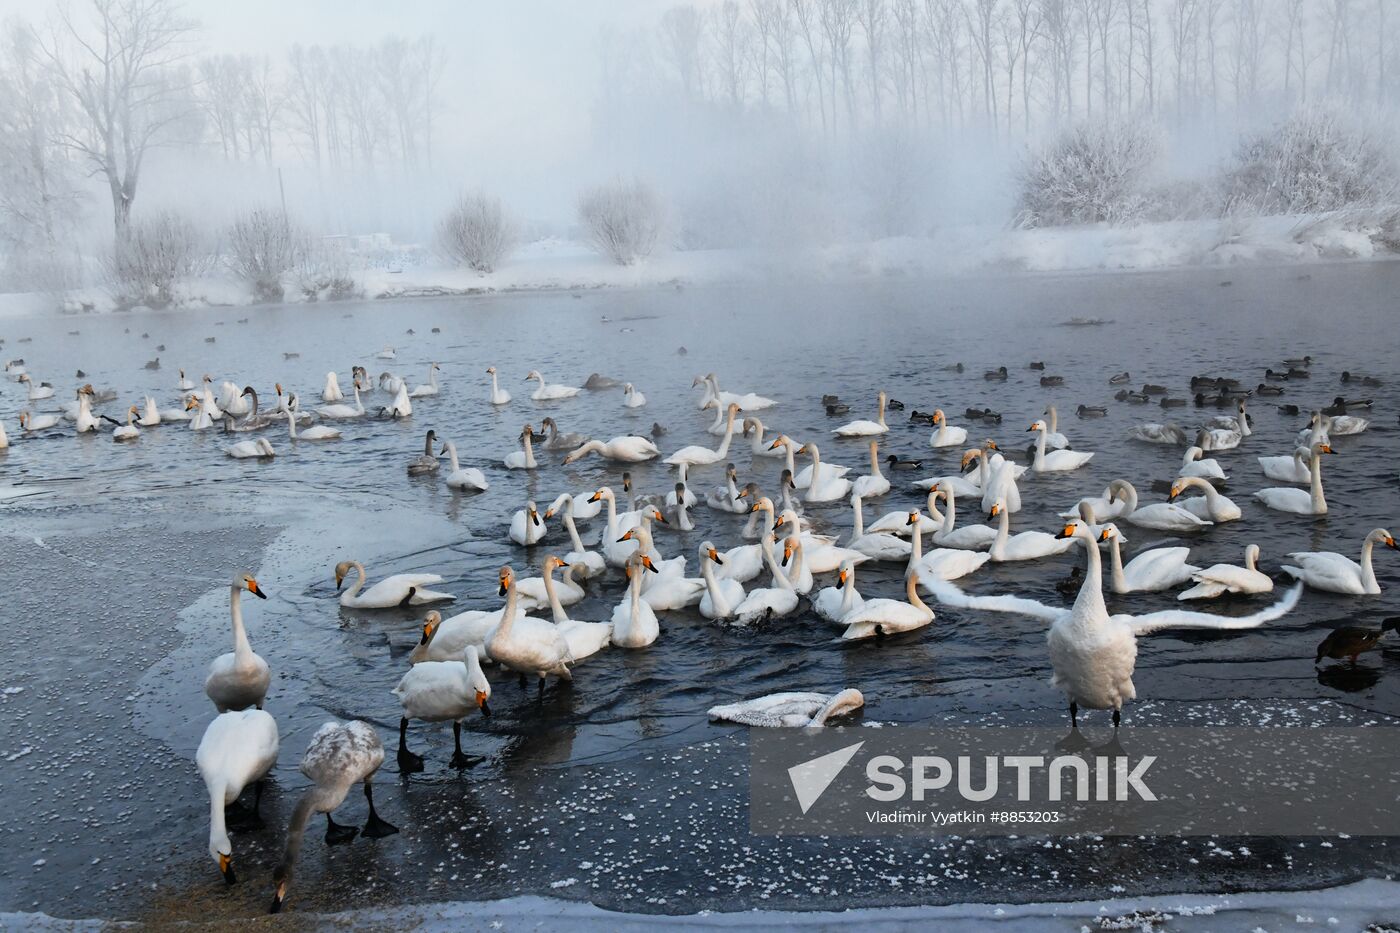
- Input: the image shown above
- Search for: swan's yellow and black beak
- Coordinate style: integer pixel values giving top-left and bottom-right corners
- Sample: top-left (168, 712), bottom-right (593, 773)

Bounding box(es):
top-left (1055, 523), bottom-right (1078, 540)
top-left (652, 510), bottom-right (669, 525)
top-left (906, 512), bottom-right (918, 526)
top-left (497, 568), bottom-right (511, 597)
top-left (1322, 444), bottom-right (1335, 454)
top-left (837, 568), bottom-right (848, 586)
top-left (774, 514), bottom-right (787, 529)
top-left (1387, 535), bottom-right (1398, 549)
top-left (420, 617), bottom-right (439, 645)
top-left (641, 555), bottom-right (658, 573)
top-left (588, 490), bottom-right (602, 503)
top-left (748, 502), bottom-right (762, 513)
top-left (1026, 424), bottom-right (1035, 432)
top-left (617, 529), bottom-right (636, 543)
top-left (219, 852), bottom-right (236, 885)
top-left (1098, 528), bottom-right (1112, 542)
top-left (269, 878), bottom-right (288, 913)
top-left (768, 437), bottom-right (783, 450)
top-left (986, 441), bottom-right (999, 450)
top-left (476, 690), bottom-right (491, 717)
top-left (543, 508), bottom-right (555, 519)
top-left (781, 539), bottom-right (795, 566)
top-left (933, 411), bottom-right (943, 424)
top-left (530, 508), bottom-right (541, 526)
top-left (334, 568), bottom-right (345, 591)
top-left (795, 445), bottom-right (807, 455)
top-left (708, 547), bottom-right (723, 564)
top-left (1168, 484), bottom-right (1183, 501)
top-left (246, 577), bottom-right (267, 599)
top-left (989, 503), bottom-right (1001, 518)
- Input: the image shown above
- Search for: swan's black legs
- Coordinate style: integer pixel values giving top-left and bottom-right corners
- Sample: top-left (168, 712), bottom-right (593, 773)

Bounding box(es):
top-left (1112, 708), bottom-right (1121, 728)
top-left (449, 721), bottom-right (481, 769)
top-left (361, 782), bottom-right (399, 838)
top-left (518, 672), bottom-right (528, 688)
top-left (325, 811), bottom-right (359, 845)
top-left (397, 717), bottom-right (425, 773)
top-left (1070, 701), bottom-right (1078, 728)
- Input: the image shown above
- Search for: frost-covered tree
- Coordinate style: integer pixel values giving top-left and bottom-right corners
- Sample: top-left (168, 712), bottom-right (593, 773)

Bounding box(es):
top-left (108, 210), bottom-right (211, 308)
top-left (1221, 106), bottom-right (1398, 215)
top-left (1016, 116), bottom-right (1161, 226)
top-left (226, 208), bottom-right (302, 302)
top-left (579, 179), bottom-right (669, 265)
top-left (436, 193), bottom-right (517, 273)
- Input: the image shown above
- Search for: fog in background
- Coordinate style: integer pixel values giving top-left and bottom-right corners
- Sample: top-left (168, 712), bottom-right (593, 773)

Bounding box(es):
top-left (1, 0), bottom-right (1398, 291)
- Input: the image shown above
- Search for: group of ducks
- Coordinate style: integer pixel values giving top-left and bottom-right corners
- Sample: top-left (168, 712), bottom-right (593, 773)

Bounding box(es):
top-left (27, 346), bottom-right (1385, 913)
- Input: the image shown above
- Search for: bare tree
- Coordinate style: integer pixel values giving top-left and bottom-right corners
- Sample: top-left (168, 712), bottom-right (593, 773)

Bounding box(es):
top-left (579, 179), bottom-right (668, 265)
top-left (660, 5), bottom-right (706, 100)
top-left (437, 192), bottom-right (517, 273)
top-left (855, 0), bottom-right (888, 119)
top-left (226, 207), bottom-right (301, 302)
top-left (791, 0), bottom-right (830, 133)
top-left (108, 209), bottom-right (211, 308)
top-left (41, 0), bottom-right (196, 234)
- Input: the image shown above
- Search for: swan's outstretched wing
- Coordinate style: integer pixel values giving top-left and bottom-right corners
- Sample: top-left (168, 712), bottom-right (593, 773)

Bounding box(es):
top-left (920, 579), bottom-right (1066, 624)
top-left (1127, 582), bottom-right (1302, 637)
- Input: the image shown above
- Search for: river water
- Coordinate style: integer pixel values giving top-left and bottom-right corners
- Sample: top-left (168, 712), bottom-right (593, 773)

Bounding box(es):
top-left (1, 261), bottom-right (1398, 921)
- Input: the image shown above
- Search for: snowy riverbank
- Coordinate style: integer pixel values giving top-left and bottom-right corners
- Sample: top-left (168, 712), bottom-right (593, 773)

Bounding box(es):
top-left (6, 878), bottom-right (1400, 930)
top-left (1, 209), bottom-right (1395, 320)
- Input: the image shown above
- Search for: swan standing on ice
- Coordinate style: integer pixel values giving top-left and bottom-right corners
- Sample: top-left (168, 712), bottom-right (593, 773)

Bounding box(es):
top-left (204, 574), bottom-right (271, 713)
top-left (197, 708), bottom-right (279, 886)
top-left (709, 689), bottom-right (864, 727)
top-left (392, 645), bottom-right (490, 772)
top-left (833, 390), bottom-right (890, 436)
top-left (622, 383), bottom-right (646, 407)
top-left (526, 369), bottom-right (581, 400)
top-left (1179, 544), bottom-right (1273, 600)
top-left (1099, 524), bottom-right (1199, 594)
top-left (486, 366), bottom-right (511, 405)
top-left (335, 560), bottom-right (454, 607)
top-left (1283, 528), bottom-right (1396, 595)
top-left (269, 720), bottom-right (398, 914)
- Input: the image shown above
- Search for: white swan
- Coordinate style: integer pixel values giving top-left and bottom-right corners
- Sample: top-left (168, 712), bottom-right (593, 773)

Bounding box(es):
top-left (907, 510), bottom-right (991, 581)
top-left (1203, 400), bottom-right (1251, 445)
top-left (197, 708), bottom-right (279, 885)
top-left (1254, 443), bottom-right (1332, 515)
top-left (564, 434), bottom-right (660, 464)
top-left (18, 411), bottom-right (58, 432)
top-left (526, 369), bottom-right (581, 400)
top-left (928, 408), bottom-right (968, 448)
top-left (1283, 528), bottom-right (1396, 595)
top-left (1109, 479), bottom-right (1212, 531)
top-left (392, 644), bottom-right (490, 772)
top-left (488, 566), bottom-right (573, 681)
top-left (771, 434), bottom-right (851, 489)
top-left (840, 570), bottom-right (935, 640)
top-left (814, 560), bottom-right (865, 623)
top-left (335, 560), bottom-right (454, 608)
top-left (833, 390), bottom-right (889, 436)
top-left (802, 443), bottom-right (853, 503)
top-left (1100, 524), bottom-right (1199, 594)
top-left (1042, 405), bottom-right (1070, 449)
top-left (708, 689), bottom-right (864, 727)
top-left (1128, 422), bottom-right (1186, 445)
top-left (926, 520), bottom-right (1302, 726)
top-left (1179, 445), bottom-right (1227, 481)
top-left (436, 439), bottom-right (486, 490)
top-left (847, 493), bottom-right (912, 561)
top-left (665, 404), bottom-right (738, 467)
top-left (226, 438), bottom-right (275, 459)
top-left (510, 500), bottom-right (547, 546)
top-left (538, 557), bottom-right (611, 662)
top-left (179, 369), bottom-right (196, 391)
top-left (693, 542), bottom-right (743, 621)
top-left (376, 346), bottom-right (397, 360)
top-left (696, 373), bottom-right (776, 411)
top-left (112, 405), bottom-right (140, 442)
top-left (1258, 444), bottom-right (1319, 483)
top-left (383, 383), bottom-right (412, 418)
top-left (204, 574), bottom-right (271, 712)
top-left (733, 534), bottom-right (801, 625)
top-left (137, 396), bottom-right (161, 426)
top-left (977, 447), bottom-right (1024, 514)
top-left (544, 495), bottom-right (605, 578)
top-left (316, 381), bottom-right (366, 419)
top-left (1178, 544), bottom-right (1273, 600)
top-left (409, 363), bottom-right (441, 398)
top-left (589, 486), bottom-right (645, 566)
top-left (287, 400), bottom-right (340, 441)
top-left (268, 721), bottom-right (396, 914)
top-left (927, 486), bottom-right (997, 551)
top-left (322, 372), bottom-right (344, 402)
top-left (622, 382), bottom-right (646, 408)
top-left (515, 554), bottom-right (585, 612)
top-left (504, 425), bottom-right (538, 469)
top-left (1318, 413), bottom-right (1370, 436)
top-left (0, 420), bottom-right (7, 448)
top-left (706, 463), bottom-right (748, 513)
top-left (988, 500), bottom-right (1073, 562)
top-left (774, 506), bottom-right (864, 572)
top-left (850, 440), bottom-right (891, 499)
top-left (74, 390), bottom-right (100, 433)
top-left (18, 374), bottom-right (53, 400)
top-left (486, 366), bottom-right (511, 405)
top-left (1028, 419), bottom-right (1093, 472)
top-left (1169, 476), bottom-right (1242, 522)
top-left (611, 552), bottom-right (661, 647)
top-left (743, 417), bottom-right (785, 458)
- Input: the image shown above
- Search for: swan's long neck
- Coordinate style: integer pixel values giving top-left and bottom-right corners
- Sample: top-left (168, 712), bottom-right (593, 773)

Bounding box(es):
top-left (1308, 449), bottom-right (1326, 512)
top-left (762, 536), bottom-right (791, 590)
top-left (867, 442), bottom-right (881, 477)
top-left (1047, 406), bottom-right (1059, 433)
top-left (1360, 535), bottom-right (1379, 592)
top-left (208, 782), bottom-right (230, 855)
top-left (841, 569), bottom-right (858, 614)
top-left (748, 420), bottom-right (764, 453)
top-left (1116, 482), bottom-right (1139, 516)
top-left (926, 491), bottom-right (948, 531)
top-left (287, 408), bottom-right (298, 439)
top-left (1033, 423), bottom-right (1048, 467)
top-left (907, 518), bottom-right (923, 574)
top-left (1107, 534), bottom-right (1127, 591)
top-left (993, 506), bottom-right (1010, 552)
top-left (274, 789), bottom-right (327, 901)
top-left (783, 442), bottom-right (795, 475)
top-left (876, 394), bottom-right (887, 427)
top-left (542, 566), bottom-right (566, 623)
top-left (1244, 545), bottom-right (1258, 572)
top-left (490, 371), bottom-right (501, 396)
top-left (229, 585), bottom-right (253, 664)
top-left (346, 562), bottom-right (366, 600)
top-left (905, 572), bottom-right (930, 614)
top-left (602, 491), bottom-right (618, 534)
top-left (851, 496), bottom-right (865, 539)
top-left (707, 404), bottom-right (724, 431)
top-left (628, 565), bottom-right (643, 621)
top-left (700, 555), bottom-right (731, 615)
top-left (445, 442), bottom-right (461, 472)
top-left (522, 431), bottom-right (536, 467)
top-left (977, 451), bottom-right (990, 486)
top-left (352, 383), bottom-right (363, 412)
top-left (564, 509), bottom-right (586, 556)
top-left (714, 410), bottom-right (737, 457)
top-left (498, 579), bottom-right (520, 638)
top-left (1072, 532), bottom-right (1108, 624)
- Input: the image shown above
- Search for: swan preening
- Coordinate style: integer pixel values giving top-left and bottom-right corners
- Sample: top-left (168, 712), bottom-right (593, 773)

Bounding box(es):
top-left (708, 689), bottom-right (864, 727)
top-left (335, 560), bottom-right (454, 608)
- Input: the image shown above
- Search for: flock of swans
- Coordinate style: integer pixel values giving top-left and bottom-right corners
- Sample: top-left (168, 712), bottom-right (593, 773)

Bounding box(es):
top-left (5, 346), bottom-right (1395, 913)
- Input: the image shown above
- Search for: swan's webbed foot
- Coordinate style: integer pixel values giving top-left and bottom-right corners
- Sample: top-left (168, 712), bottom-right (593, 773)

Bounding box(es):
top-left (360, 784), bottom-right (399, 838)
top-left (324, 813), bottom-right (359, 845)
top-left (449, 750), bottom-right (482, 769)
top-left (1055, 727), bottom-right (1091, 753)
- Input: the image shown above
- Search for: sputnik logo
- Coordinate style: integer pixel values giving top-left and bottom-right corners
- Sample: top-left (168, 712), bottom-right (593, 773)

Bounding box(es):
top-left (787, 741), bottom-right (864, 814)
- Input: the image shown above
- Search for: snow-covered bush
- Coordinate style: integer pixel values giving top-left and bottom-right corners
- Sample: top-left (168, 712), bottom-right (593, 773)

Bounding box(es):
top-left (292, 239), bottom-right (359, 302)
top-left (1221, 107), bottom-right (1398, 216)
top-left (1016, 118), bottom-right (1161, 227)
top-left (437, 192), bottom-right (517, 273)
top-left (579, 179), bottom-right (668, 265)
top-left (226, 207), bottom-right (302, 302)
top-left (108, 211), bottom-right (213, 308)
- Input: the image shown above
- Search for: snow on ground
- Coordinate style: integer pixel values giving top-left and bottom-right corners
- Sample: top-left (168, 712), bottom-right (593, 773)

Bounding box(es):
top-left (0, 210), bottom-right (1394, 321)
top-left (6, 878), bottom-right (1400, 930)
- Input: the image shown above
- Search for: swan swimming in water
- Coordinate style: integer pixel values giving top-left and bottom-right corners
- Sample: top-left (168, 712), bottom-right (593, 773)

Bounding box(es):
top-left (269, 720), bottom-right (398, 914)
top-left (813, 560), bottom-right (865, 623)
top-left (1179, 544), bottom-right (1274, 600)
top-left (708, 689), bottom-right (864, 727)
top-left (1169, 476), bottom-right (1242, 522)
top-left (409, 363), bottom-right (441, 397)
top-left (335, 560), bottom-right (454, 607)
top-left (839, 570), bottom-right (935, 640)
top-left (486, 366), bottom-right (511, 405)
top-left (564, 434), bottom-right (660, 464)
top-left (1099, 524), bottom-right (1200, 594)
top-left (928, 408), bottom-right (968, 448)
top-left (1282, 528), bottom-right (1396, 595)
top-left (1027, 419), bottom-right (1094, 472)
top-left (226, 438), bottom-right (275, 459)
top-left (833, 390), bottom-right (889, 436)
top-left (504, 425), bottom-right (539, 469)
top-left (611, 552), bottom-right (661, 647)
top-left (1254, 443), bottom-right (1333, 515)
top-left (526, 369), bottom-right (581, 400)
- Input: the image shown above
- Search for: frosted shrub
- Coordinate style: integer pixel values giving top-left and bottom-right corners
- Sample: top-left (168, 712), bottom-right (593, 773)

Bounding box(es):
top-left (1221, 107), bottom-right (1397, 216)
top-left (437, 192), bottom-right (516, 273)
top-left (227, 208), bottom-right (302, 302)
top-left (1016, 118), bottom-right (1161, 227)
top-left (578, 179), bottom-right (668, 265)
top-left (293, 240), bottom-right (359, 302)
top-left (108, 211), bottom-right (213, 309)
